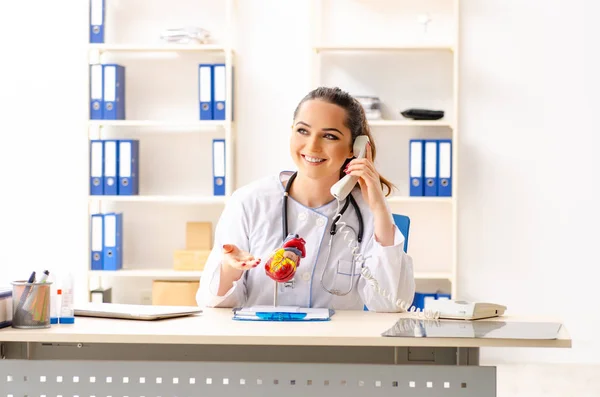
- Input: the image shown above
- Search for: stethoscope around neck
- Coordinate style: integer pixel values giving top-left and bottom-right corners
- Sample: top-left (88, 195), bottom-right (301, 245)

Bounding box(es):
top-left (282, 171), bottom-right (364, 296)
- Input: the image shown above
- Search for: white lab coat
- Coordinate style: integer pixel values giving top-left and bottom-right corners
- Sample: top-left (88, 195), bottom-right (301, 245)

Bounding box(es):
top-left (196, 171), bottom-right (415, 312)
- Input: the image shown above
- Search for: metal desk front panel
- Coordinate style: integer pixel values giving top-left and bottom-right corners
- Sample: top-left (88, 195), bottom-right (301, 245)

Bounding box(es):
top-left (0, 359), bottom-right (496, 397)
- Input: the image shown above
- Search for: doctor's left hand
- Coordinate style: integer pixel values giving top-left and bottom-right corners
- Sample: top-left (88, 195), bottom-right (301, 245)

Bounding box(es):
top-left (344, 142), bottom-right (387, 211)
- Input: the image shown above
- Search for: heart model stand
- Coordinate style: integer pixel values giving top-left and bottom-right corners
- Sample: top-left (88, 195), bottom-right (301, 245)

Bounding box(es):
top-left (263, 234), bottom-right (306, 307)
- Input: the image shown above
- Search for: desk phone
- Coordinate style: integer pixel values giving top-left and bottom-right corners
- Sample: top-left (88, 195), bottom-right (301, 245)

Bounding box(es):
top-left (425, 300), bottom-right (507, 320)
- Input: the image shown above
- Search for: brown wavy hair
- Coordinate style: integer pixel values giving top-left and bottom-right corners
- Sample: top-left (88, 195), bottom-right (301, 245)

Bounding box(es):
top-left (293, 86), bottom-right (395, 196)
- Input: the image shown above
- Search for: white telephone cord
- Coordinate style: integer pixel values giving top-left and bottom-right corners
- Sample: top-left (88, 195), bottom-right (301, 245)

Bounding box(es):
top-left (332, 199), bottom-right (439, 320)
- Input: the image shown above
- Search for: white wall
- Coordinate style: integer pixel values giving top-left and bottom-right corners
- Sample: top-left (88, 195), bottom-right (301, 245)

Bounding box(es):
top-left (459, 0), bottom-right (600, 365)
top-left (1, 0), bottom-right (599, 375)
top-left (0, 0), bottom-right (89, 295)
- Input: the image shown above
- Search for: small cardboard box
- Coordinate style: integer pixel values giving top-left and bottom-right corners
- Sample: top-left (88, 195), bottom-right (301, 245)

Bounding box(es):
top-left (152, 281), bottom-right (199, 306)
top-left (173, 249), bottom-right (211, 271)
top-left (186, 222), bottom-right (212, 250)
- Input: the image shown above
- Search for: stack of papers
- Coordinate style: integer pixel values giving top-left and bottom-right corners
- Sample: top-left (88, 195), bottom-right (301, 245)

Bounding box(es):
top-left (232, 306), bottom-right (333, 321)
top-left (0, 286), bottom-right (12, 329)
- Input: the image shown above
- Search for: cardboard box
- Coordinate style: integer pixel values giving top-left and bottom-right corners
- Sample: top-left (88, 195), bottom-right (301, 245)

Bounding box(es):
top-left (173, 249), bottom-right (211, 271)
top-left (90, 287), bottom-right (112, 304)
top-left (152, 281), bottom-right (199, 306)
top-left (186, 222), bottom-right (212, 250)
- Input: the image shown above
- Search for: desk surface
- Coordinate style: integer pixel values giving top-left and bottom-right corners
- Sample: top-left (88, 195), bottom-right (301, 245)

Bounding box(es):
top-left (0, 308), bottom-right (571, 348)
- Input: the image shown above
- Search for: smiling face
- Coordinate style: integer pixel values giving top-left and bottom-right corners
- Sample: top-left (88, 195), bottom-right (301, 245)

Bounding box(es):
top-left (290, 99), bottom-right (354, 181)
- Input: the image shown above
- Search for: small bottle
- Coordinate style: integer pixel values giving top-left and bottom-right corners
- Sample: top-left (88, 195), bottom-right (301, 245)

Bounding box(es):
top-left (59, 273), bottom-right (75, 324)
top-left (50, 288), bottom-right (61, 325)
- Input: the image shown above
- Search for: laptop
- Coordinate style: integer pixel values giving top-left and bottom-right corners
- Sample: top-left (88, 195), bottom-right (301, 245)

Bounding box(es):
top-left (74, 303), bottom-right (202, 321)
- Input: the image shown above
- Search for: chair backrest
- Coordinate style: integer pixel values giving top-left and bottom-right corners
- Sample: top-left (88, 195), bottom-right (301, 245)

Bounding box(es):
top-left (362, 213), bottom-right (411, 311)
top-left (392, 213), bottom-right (410, 253)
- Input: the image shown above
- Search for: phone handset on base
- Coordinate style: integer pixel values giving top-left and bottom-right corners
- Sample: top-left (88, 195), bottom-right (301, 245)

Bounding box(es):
top-left (360, 267), bottom-right (440, 319)
top-left (330, 135), bottom-right (370, 201)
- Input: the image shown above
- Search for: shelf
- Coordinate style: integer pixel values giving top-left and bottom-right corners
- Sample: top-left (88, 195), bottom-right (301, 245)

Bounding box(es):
top-left (89, 44), bottom-right (227, 53)
top-left (89, 269), bottom-right (449, 282)
top-left (89, 269), bottom-right (203, 280)
top-left (88, 195), bottom-right (227, 204)
top-left (387, 196), bottom-right (453, 204)
top-left (90, 195), bottom-right (446, 205)
top-left (414, 272), bottom-right (454, 280)
top-left (314, 44), bottom-right (454, 53)
top-left (89, 120), bottom-right (228, 128)
top-left (368, 120), bottom-right (452, 128)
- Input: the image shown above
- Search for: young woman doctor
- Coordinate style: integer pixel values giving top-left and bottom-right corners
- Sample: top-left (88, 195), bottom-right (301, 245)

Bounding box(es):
top-left (196, 87), bottom-right (415, 312)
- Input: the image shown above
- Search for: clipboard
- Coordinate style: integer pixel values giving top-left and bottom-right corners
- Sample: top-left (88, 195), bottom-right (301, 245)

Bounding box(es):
top-left (232, 306), bottom-right (334, 322)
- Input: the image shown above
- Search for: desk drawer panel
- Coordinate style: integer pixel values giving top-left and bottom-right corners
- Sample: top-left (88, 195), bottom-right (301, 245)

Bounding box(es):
top-left (0, 359), bottom-right (496, 397)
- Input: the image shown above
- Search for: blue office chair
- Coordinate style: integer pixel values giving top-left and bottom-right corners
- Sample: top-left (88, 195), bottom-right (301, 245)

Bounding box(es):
top-left (392, 213), bottom-right (410, 253)
top-left (363, 213), bottom-right (410, 311)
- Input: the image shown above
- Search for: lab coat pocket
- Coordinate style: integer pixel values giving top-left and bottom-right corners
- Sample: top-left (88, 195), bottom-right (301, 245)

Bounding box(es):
top-left (336, 259), bottom-right (361, 277)
top-left (329, 259), bottom-right (362, 308)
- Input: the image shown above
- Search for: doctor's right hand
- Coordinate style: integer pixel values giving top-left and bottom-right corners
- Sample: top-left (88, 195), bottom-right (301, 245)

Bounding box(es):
top-left (217, 244), bottom-right (262, 296)
top-left (222, 244), bottom-right (261, 271)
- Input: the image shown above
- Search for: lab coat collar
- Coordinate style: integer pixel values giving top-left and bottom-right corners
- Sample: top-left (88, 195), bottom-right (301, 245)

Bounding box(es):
top-left (278, 170), bottom-right (341, 217)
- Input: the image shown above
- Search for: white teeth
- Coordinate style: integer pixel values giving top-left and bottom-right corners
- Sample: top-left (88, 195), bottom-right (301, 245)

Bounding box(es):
top-left (304, 155), bottom-right (325, 163)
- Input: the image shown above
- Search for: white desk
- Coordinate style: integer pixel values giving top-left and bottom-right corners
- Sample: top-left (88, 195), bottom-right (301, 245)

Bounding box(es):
top-left (0, 308), bottom-right (571, 397)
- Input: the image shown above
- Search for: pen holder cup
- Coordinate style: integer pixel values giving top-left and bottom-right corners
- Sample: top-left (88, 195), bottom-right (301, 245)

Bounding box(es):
top-left (11, 280), bottom-right (53, 329)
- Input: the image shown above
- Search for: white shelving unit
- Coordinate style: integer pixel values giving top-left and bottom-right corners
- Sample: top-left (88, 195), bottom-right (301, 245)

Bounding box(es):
top-left (89, 44), bottom-right (227, 53)
top-left (414, 272), bottom-right (454, 281)
top-left (88, 195), bottom-right (228, 205)
top-left (89, 120), bottom-right (228, 128)
top-left (368, 120), bottom-right (452, 128)
top-left (386, 196), bottom-right (453, 204)
top-left (86, 0), bottom-right (237, 300)
top-left (84, 0), bottom-right (458, 304)
top-left (88, 270), bottom-right (451, 282)
top-left (310, 0), bottom-right (460, 295)
top-left (89, 269), bottom-right (203, 281)
top-left (314, 44), bottom-right (454, 53)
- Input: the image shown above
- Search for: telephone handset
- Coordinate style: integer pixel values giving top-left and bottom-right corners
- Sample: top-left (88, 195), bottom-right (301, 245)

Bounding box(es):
top-left (330, 135), bottom-right (370, 201)
top-left (328, 135), bottom-right (507, 321)
top-left (329, 135), bottom-right (439, 319)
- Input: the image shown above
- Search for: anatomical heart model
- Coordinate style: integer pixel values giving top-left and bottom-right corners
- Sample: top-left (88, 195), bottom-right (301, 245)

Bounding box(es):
top-left (264, 234), bottom-right (306, 283)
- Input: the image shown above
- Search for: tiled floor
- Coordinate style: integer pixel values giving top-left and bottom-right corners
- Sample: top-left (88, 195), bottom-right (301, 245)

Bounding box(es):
top-left (496, 364), bottom-right (600, 397)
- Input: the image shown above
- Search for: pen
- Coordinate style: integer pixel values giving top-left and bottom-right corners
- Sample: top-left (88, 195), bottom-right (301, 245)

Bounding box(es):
top-left (20, 271), bottom-right (37, 305)
top-left (26, 271), bottom-right (36, 284)
top-left (15, 271), bottom-right (36, 323)
top-left (34, 270), bottom-right (50, 322)
top-left (38, 270), bottom-right (50, 283)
